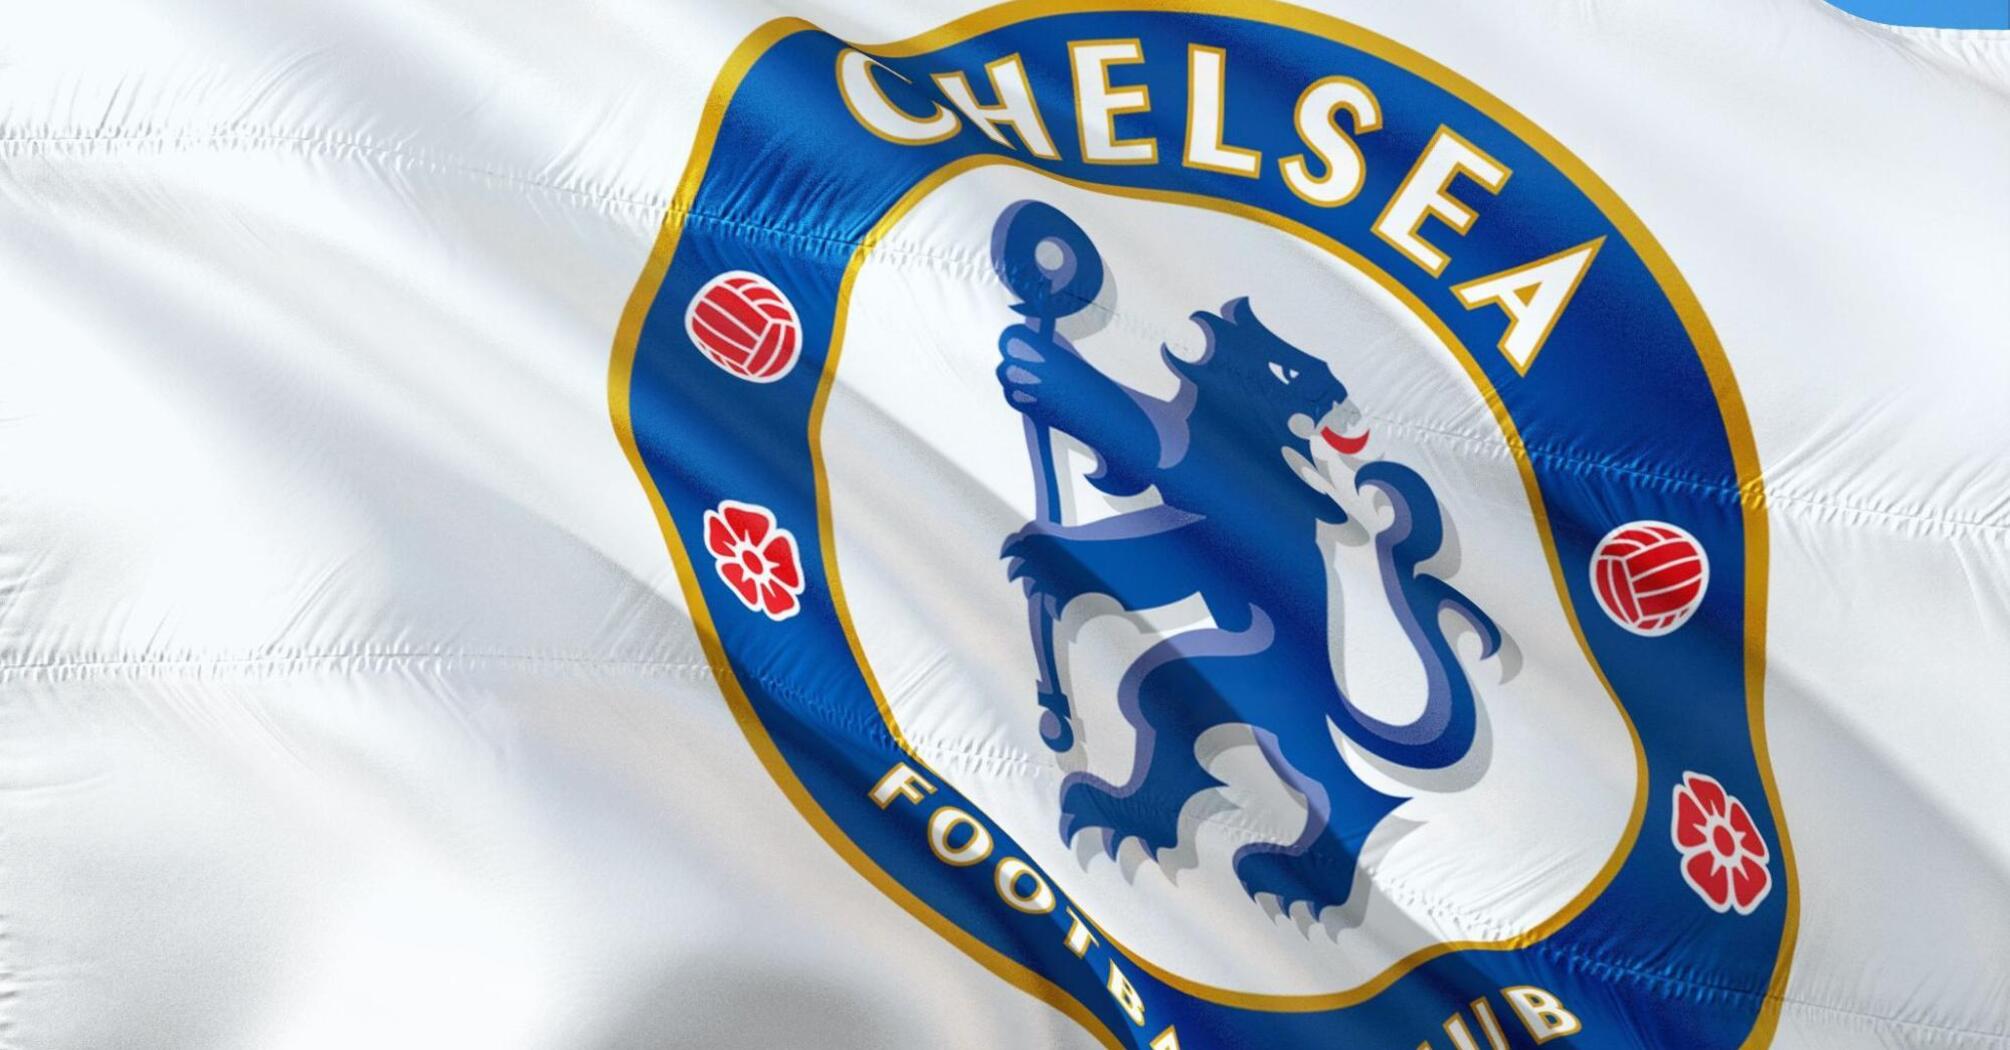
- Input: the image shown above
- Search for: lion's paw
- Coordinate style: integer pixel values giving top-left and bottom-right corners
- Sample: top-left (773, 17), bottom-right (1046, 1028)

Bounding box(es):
top-left (1232, 840), bottom-right (1360, 916)
top-left (1058, 780), bottom-right (1183, 861)
top-left (1001, 526), bottom-right (1095, 607)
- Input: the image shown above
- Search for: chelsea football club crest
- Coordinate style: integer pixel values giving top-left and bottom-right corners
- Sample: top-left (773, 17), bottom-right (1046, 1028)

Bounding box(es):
top-left (611, 3), bottom-right (1795, 1046)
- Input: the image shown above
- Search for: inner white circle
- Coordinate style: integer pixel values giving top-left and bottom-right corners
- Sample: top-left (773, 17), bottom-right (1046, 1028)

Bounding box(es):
top-left (1034, 238), bottom-right (1066, 272)
top-left (821, 166), bottom-right (1635, 998)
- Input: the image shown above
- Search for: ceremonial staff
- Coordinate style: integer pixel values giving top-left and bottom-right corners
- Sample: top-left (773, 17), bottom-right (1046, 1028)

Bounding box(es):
top-left (990, 200), bottom-right (1104, 752)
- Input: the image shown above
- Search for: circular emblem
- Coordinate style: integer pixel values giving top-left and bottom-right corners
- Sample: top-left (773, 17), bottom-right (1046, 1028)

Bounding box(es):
top-left (684, 270), bottom-right (802, 382)
top-left (614, 5), bottom-right (1791, 1045)
top-left (1590, 521), bottom-right (1709, 636)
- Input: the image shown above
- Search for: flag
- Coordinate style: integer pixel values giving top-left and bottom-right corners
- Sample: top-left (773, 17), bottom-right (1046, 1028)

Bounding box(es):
top-left (2, 1), bottom-right (2005, 1047)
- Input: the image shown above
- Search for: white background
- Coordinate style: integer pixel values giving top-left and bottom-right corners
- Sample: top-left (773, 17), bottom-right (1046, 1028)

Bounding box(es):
top-left (1, 0), bottom-right (2005, 1046)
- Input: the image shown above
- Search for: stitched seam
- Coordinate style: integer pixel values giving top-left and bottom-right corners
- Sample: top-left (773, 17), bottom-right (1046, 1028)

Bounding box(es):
top-left (0, 646), bottom-right (1565, 942)
top-left (664, 206), bottom-right (2010, 537)
top-left (5, 647), bottom-right (2007, 1041)
top-left (7, 128), bottom-right (2002, 536)
top-left (0, 789), bottom-right (14, 1050)
top-left (0, 649), bottom-right (715, 683)
top-left (0, 124), bottom-right (667, 214)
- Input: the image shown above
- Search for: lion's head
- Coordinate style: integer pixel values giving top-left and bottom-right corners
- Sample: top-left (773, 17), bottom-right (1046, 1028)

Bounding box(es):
top-left (1159, 298), bottom-right (1369, 527)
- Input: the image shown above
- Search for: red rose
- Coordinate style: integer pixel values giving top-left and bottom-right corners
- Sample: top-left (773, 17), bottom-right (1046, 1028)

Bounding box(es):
top-left (1672, 770), bottom-right (1772, 915)
top-left (703, 500), bottom-right (804, 621)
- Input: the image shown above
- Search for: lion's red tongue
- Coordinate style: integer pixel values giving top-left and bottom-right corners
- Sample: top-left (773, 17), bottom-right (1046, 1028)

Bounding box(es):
top-left (1320, 426), bottom-right (1370, 455)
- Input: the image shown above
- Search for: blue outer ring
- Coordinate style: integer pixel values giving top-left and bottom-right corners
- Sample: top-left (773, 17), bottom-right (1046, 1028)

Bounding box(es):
top-left (622, 9), bottom-right (1787, 1047)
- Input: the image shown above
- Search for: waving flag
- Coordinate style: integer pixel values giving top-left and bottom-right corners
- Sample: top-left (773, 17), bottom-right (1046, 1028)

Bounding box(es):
top-left (3, 2), bottom-right (2005, 1048)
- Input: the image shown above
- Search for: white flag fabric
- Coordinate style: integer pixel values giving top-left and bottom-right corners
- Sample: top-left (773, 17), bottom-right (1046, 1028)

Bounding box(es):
top-left (2, 2), bottom-right (2006, 1048)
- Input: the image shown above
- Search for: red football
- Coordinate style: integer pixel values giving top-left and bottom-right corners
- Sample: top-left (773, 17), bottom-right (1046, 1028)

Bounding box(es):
top-left (1590, 521), bottom-right (1709, 636)
top-left (684, 270), bottom-right (802, 382)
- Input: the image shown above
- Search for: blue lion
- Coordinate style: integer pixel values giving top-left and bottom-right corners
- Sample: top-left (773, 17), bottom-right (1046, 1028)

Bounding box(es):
top-left (995, 295), bottom-right (1503, 915)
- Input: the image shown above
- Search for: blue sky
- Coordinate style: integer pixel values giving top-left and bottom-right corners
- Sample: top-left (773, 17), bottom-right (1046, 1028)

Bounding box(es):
top-left (1825, 0), bottom-right (2010, 28)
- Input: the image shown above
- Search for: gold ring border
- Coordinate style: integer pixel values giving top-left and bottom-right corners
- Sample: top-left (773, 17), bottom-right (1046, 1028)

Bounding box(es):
top-left (608, 1), bottom-right (1795, 1040)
